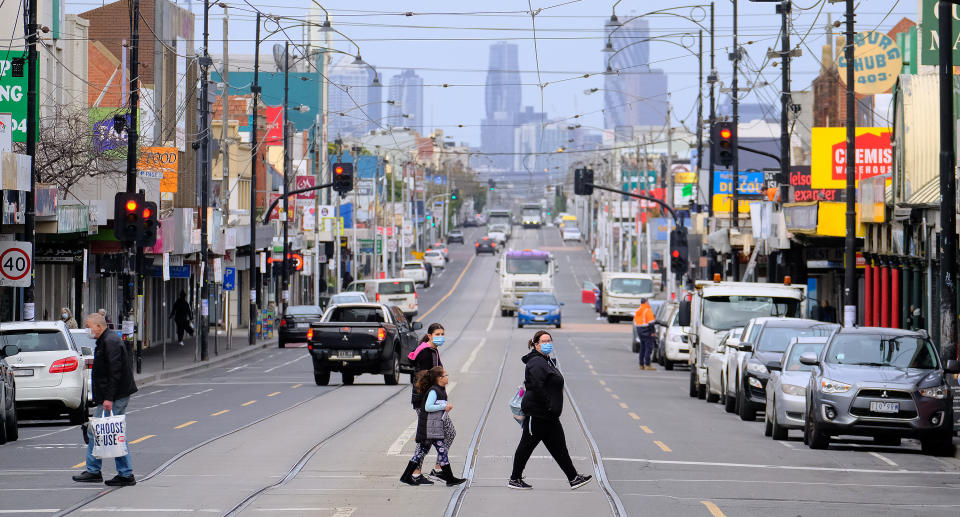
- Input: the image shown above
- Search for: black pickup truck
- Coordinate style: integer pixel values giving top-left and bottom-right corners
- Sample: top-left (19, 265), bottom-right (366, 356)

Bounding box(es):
top-left (307, 303), bottom-right (422, 386)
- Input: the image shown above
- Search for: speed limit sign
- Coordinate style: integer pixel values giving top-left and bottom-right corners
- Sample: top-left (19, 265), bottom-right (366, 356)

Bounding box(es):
top-left (0, 242), bottom-right (32, 287)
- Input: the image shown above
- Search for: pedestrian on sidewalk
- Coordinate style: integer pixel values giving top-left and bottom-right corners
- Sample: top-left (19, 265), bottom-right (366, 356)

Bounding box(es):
top-left (634, 298), bottom-right (656, 370)
top-left (97, 308), bottom-right (114, 329)
top-left (406, 323), bottom-right (450, 484)
top-left (72, 313), bottom-right (138, 487)
top-left (401, 366), bottom-right (465, 487)
top-left (509, 330), bottom-right (592, 491)
top-left (169, 291), bottom-right (194, 347)
top-left (60, 308), bottom-right (78, 329)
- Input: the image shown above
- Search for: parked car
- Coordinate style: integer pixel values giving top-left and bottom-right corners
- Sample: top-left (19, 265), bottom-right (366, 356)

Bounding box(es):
top-left (561, 226), bottom-right (582, 242)
top-left (706, 328), bottom-right (745, 403)
top-left (447, 230), bottom-right (465, 244)
top-left (801, 327), bottom-right (959, 455)
top-left (347, 279), bottom-right (419, 318)
top-left (401, 261), bottom-right (429, 287)
top-left (1, 321), bottom-right (88, 424)
top-left (475, 237), bottom-right (497, 255)
top-left (327, 292), bottom-right (369, 306)
top-left (487, 230), bottom-right (507, 246)
top-left (643, 300), bottom-right (669, 355)
top-left (307, 303), bottom-right (422, 386)
top-left (517, 292), bottom-right (563, 329)
top-left (278, 305), bottom-right (326, 348)
top-left (423, 250), bottom-right (446, 270)
top-left (727, 317), bottom-right (838, 421)
top-left (68, 329), bottom-right (96, 404)
top-left (0, 342), bottom-right (19, 444)
top-left (655, 304), bottom-right (690, 370)
top-left (430, 243), bottom-right (450, 261)
top-left (764, 336), bottom-right (829, 440)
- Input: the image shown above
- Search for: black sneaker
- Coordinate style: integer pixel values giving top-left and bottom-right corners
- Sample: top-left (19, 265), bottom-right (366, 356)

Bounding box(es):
top-left (569, 474), bottom-right (592, 490)
top-left (414, 474), bottom-right (434, 485)
top-left (104, 474), bottom-right (136, 487)
top-left (429, 468), bottom-right (443, 480)
top-left (507, 478), bottom-right (533, 490)
top-left (72, 471), bottom-right (102, 483)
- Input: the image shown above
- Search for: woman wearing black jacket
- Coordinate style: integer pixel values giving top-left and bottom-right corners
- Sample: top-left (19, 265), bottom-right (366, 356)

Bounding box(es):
top-left (509, 330), bottom-right (592, 490)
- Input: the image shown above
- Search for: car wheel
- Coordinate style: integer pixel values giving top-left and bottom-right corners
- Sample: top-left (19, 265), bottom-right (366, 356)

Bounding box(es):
top-left (737, 382), bottom-right (756, 421)
top-left (664, 358), bottom-right (674, 371)
top-left (341, 372), bottom-right (355, 386)
top-left (920, 431), bottom-right (955, 456)
top-left (688, 367), bottom-right (698, 398)
top-left (4, 396), bottom-right (17, 442)
top-left (805, 405), bottom-right (829, 449)
top-left (517, 321), bottom-right (523, 329)
top-left (723, 380), bottom-right (737, 413)
top-left (631, 339), bottom-right (639, 353)
top-left (384, 353), bottom-right (400, 386)
top-left (606, 315), bottom-right (618, 324)
top-left (0, 389), bottom-right (8, 445)
top-left (771, 402), bottom-right (788, 440)
top-left (69, 397), bottom-right (87, 426)
top-left (706, 380), bottom-right (719, 403)
top-left (697, 382), bottom-right (706, 400)
top-left (278, 340), bottom-right (286, 349)
top-left (764, 409), bottom-right (773, 437)
top-left (314, 369), bottom-right (330, 386)
top-left (555, 321), bottom-right (562, 329)
top-left (501, 309), bottom-right (509, 317)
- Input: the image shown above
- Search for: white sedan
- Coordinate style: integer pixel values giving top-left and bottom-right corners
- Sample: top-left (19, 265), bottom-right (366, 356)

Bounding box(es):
top-left (69, 329), bottom-right (97, 405)
top-left (706, 327), bottom-right (744, 405)
top-left (562, 227), bottom-right (582, 242)
top-left (423, 250), bottom-right (446, 270)
top-left (3, 321), bottom-right (88, 424)
top-left (401, 261), bottom-right (429, 287)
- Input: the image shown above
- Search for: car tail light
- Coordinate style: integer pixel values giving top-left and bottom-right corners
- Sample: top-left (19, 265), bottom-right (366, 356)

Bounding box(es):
top-left (414, 291), bottom-right (418, 299)
top-left (307, 344), bottom-right (313, 351)
top-left (307, 328), bottom-right (314, 341)
top-left (50, 356), bottom-right (79, 374)
top-left (281, 318), bottom-right (287, 327)
top-left (376, 293), bottom-right (380, 302)
top-left (491, 243), bottom-right (496, 247)
top-left (475, 243), bottom-right (479, 247)
top-left (84, 358), bottom-right (94, 370)
top-left (377, 328), bottom-right (386, 342)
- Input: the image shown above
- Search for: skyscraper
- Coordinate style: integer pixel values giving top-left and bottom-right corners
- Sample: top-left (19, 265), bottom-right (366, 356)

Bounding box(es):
top-left (482, 42), bottom-right (522, 169)
top-left (328, 55), bottom-right (381, 138)
top-left (603, 17), bottom-right (669, 129)
top-left (387, 69), bottom-right (424, 133)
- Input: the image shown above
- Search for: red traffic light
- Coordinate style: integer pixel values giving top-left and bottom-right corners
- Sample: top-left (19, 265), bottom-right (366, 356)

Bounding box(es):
top-left (335, 165), bottom-right (344, 175)
top-left (125, 200), bottom-right (138, 212)
top-left (720, 128), bottom-right (732, 139)
top-left (142, 208), bottom-right (152, 219)
top-left (672, 250), bottom-right (680, 258)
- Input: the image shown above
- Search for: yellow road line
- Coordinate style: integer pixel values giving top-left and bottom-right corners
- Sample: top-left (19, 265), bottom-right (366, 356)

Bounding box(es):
top-left (618, 402), bottom-right (628, 409)
top-left (72, 461), bottom-right (85, 469)
top-left (211, 409), bottom-right (230, 416)
top-left (416, 255), bottom-right (476, 322)
top-left (267, 392), bottom-right (281, 397)
top-left (640, 425), bottom-right (654, 434)
top-left (654, 440), bottom-right (672, 452)
top-left (611, 394), bottom-right (620, 400)
top-left (129, 435), bottom-right (155, 445)
top-left (175, 420), bottom-right (197, 430)
top-left (604, 387), bottom-right (613, 393)
top-left (291, 383), bottom-right (302, 389)
top-left (628, 412), bottom-right (640, 420)
top-left (598, 380), bottom-right (606, 386)
top-left (241, 400), bottom-right (256, 406)
top-left (701, 501), bottom-right (726, 517)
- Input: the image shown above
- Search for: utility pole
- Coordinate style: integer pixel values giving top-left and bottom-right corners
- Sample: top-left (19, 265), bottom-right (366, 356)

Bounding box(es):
top-left (22, 0), bottom-right (38, 321)
top-left (937, 0), bottom-right (958, 359)
top-left (220, 4), bottom-right (230, 346)
top-left (707, 2), bottom-right (716, 219)
top-left (128, 0), bottom-right (142, 372)
top-left (731, 0), bottom-right (741, 281)
top-left (778, 0), bottom-right (792, 208)
top-left (842, 0), bottom-right (857, 327)
top-left (280, 42), bottom-right (290, 317)
top-left (199, 0), bottom-right (212, 360)
top-left (696, 29), bottom-right (704, 209)
top-left (249, 11), bottom-right (261, 346)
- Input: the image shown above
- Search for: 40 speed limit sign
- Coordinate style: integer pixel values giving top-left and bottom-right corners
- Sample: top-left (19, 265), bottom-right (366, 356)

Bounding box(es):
top-left (0, 242), bottom-right (32, 287)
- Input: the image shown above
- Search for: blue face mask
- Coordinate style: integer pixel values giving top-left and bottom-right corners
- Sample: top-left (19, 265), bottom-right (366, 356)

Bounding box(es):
top-left (432, 336), bottom-right (446, 346)
top-left (539, 341), bottom-right (553, 355)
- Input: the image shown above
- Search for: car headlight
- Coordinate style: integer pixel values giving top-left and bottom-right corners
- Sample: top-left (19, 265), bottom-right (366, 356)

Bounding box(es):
top-left (782, 384), bottom-right (806, 396)
top-left (550, 309), bottom-right (560, 315)
top-left (919, 384), bottom-right (948, 399)
top-left (819, 378), bottom-right (851, 394)
top-left (518, 309), bottom-right (530, 315)
top-left (746, 362), bottom-right (768, 375)
top-left (669, 334), bottom-right (683, 344)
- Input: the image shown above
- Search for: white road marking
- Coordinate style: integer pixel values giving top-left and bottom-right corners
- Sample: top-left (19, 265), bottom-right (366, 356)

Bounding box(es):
top-left (0, 510), bottom-right (62, 514)
top-left (603, 457), bottom-right (958, 475)
top-left (486, 302), bottom-right (497, 331)
top-left (460, 338), bottom-right (487, 373)
top-left (80, 509), bottom-right (222, 513)
top-left (263, 354), bottom-right (307, 373)
top-left (254, 509), bottom-right (334, 513)
top-left (226, 365), bottom-right (245, 373)
top-left (332, 508), bottom-right (356, 517)
top-left (776, 440), bottom-right (794, 449)
top-left (386, 382), bottom-right (457, 455)
top-left (868, 451), bottom-right (899, 467)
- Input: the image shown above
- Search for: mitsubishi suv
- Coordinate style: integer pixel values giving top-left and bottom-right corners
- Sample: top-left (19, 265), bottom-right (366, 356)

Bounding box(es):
top-left (801, 327), bottom-right (959, 455)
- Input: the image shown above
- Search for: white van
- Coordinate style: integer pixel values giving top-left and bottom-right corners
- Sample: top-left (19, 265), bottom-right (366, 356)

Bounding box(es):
top-left (347, 278), bottom-right (419, 318)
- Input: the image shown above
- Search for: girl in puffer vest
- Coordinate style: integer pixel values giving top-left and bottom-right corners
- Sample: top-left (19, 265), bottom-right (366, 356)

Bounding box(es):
top-left (400, 366), bottom-right (465, 487)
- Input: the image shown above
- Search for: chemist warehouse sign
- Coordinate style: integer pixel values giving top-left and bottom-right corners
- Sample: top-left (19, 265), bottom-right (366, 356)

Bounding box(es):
top-left (810, 127), bottom-right (892, 190)
top-left (0, 51), bottom-right (38, 143)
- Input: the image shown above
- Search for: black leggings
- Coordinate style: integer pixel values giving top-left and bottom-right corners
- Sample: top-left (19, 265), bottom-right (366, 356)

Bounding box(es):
top-left (510, 415), bottom-right (577, 481)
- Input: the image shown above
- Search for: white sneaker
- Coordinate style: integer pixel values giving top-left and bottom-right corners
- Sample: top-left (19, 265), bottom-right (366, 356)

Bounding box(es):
top-left (178, 341), bottom-right (184, 347)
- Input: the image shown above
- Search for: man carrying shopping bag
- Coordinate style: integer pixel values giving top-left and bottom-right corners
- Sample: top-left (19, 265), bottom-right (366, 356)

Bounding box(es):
top-left (72, 313), bottom-right (138, 486)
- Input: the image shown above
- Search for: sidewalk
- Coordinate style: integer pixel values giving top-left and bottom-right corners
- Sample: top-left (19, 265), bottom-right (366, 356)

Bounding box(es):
top-left (133, 328), bottom-right (278, 386)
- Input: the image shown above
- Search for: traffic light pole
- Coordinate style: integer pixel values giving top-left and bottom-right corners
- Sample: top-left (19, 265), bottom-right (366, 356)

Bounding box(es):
top-left (23, 0), bottom-right (38, 321)
top-left (262, 182), bottom-right (335, 226)
top-left (249, 11), bottom-right (261, 347)
top-left (584, 183), bottom-right (681, 228)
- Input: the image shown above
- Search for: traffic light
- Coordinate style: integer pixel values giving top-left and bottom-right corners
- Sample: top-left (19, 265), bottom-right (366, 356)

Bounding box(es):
top-left (669, 227), bottom-right (689, 275)
top-left (574, 168), bottom-right (594, 195)
top-left (713, 122), bottom-right (735, 167)
top-left (332, 162), bottom-right (354, 194)
top-left (113, 192), bottom-right (144, 243)
top-left (140, 201), bottom-right (158, 246)
top-left (286, 253), bottom-right (304, 272)
top-left (426, 212), bottom-right (435, 227)
top-left (451, 188), bottom-right (459, 200)
top-left (488, 179), bottom-right (495, 191)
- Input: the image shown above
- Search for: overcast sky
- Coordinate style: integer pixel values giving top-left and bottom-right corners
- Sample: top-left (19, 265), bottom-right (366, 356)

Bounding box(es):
top-left (69, 0), bottom-right (915, 146)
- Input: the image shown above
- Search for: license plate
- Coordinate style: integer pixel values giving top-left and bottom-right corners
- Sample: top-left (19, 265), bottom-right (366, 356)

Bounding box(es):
top-left (336, 350), bottom-right (356, 358)
top-left (13, 369), bottom-right (33, 377)
top-left (870, 401), bottom-right (899, 414)
top-left (296, 323), bottom-right (309, 328)
top-left (534, 317), bottom-right (545, 321)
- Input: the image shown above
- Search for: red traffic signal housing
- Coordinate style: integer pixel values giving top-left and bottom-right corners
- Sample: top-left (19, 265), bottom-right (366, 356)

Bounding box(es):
top-left (114, 192), bottom-right (144, 243)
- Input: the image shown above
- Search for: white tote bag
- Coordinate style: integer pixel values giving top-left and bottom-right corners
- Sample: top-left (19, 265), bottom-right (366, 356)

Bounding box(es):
top-left (89, 410), bottom-right (129, 459)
